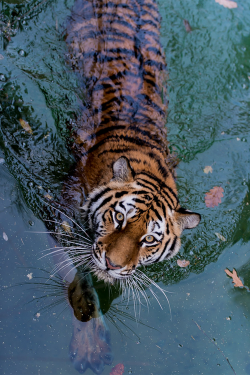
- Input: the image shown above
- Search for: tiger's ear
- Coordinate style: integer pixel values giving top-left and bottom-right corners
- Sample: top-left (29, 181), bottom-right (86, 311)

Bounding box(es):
top-left (174, 207), bottom-right (201, 231)
top-left (112, 157), bottom-right (135, 182)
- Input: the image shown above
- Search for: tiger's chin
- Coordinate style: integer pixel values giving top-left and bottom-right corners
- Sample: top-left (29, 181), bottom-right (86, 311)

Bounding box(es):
top-left (93, 269), bottom-right (117, 284)
top-left (92, 267), bottom-right (130, 285)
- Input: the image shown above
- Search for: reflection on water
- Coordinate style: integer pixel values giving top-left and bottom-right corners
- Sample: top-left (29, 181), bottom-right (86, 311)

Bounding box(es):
top-left (1, 0), bottom-right (250, 374)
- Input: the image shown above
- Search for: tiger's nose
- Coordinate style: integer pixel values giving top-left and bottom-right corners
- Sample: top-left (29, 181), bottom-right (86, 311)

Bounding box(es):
top-left (105, 256), bottom-right (122, 270)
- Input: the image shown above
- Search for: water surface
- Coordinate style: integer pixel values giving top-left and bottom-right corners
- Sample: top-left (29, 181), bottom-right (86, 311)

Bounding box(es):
top-left (1, 0), bottom-right (250, 374)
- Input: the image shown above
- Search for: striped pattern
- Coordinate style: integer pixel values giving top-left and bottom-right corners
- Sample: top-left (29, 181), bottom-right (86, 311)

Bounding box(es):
top-left (65, 0), bottom-right (200, 282)
top-left (66, 0), bottom-right (172, 187)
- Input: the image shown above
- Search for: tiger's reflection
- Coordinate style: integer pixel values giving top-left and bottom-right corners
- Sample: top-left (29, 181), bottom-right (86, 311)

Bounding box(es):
top-left (50, 238), bottom-right (114, 374)
top-left (68, 271), bottom-right (113, 374)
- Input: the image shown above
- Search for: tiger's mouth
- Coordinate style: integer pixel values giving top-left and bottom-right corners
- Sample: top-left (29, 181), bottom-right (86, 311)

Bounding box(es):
top-left (91, 246), bottom-right (134, 283)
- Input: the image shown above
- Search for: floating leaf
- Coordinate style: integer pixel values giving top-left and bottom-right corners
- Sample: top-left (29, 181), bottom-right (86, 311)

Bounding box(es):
top-left (3, 232), bottom-right (8, 241)
top-left (183, 19), bottom-right (192, 32)
top-left (205, 186), bottom-right (224, 208)
top-left (177, 259), bottom-right (190, 268)
top-left (110, 364), bottom-right (124, 375)
top-left (36, 312), bottom-right (40, 318)
top-left (203, 166), bottom-right (213, 174)
top-left (19, 119), bottom-right (33, 134)
top-left (215, 232), bottom-right (226, 241)
top-left (44, 193), bottom-right (52, 200)
top-left (61, 221), bottom-right (71, 234)
top-left (215, 0), bottom-right (237, 8)
top-left (27, 273), bottom-right (33, 280)
top-left (225, 269), bottom-right (243, 287)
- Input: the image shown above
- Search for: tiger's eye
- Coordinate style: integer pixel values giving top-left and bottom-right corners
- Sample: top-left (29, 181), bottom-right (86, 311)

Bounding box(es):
top-left (145, 235), bottom-right (154, 243)
top-left (115, 212), bottom-right (124, 222)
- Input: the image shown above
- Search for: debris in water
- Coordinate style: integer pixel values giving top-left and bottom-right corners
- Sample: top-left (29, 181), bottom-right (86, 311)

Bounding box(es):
top-left (19, 119), bottom-right (33, 134)
top-left (183, 19), bottom-right (192, 32)
top-left (177, 259), bottom-right (190, 268)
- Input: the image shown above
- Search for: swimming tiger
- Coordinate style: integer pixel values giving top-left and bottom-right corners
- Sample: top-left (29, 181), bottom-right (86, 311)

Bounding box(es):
top-left (65, 0), bottom-right (201, 284)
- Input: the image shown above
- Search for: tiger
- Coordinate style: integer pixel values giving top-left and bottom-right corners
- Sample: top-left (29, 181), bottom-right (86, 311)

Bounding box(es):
top-left (65, 0), bottom-right (201, 285)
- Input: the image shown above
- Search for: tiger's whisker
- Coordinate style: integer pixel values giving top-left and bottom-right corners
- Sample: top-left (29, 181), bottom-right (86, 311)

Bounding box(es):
top-left (41, 199), bottom-right (91, 239)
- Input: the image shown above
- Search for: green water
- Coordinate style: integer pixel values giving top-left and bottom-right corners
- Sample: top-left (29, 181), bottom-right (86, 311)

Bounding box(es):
top-left (1, 0), bottom-right (250, 374)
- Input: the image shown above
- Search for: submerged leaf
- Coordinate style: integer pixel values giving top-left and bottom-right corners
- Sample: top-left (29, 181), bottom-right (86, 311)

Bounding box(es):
top-left (215, 232), bottom-right (226, 241)
top-left (3, 232), bottom-right (8, 241)
top-left (61, 221), bottom-right (71, 234)
top-left (44, 193), bottom-right (52, 200)
top-left (205, 186), bottom-right (224, 208)
top-left (177, 259), bottom-right (190, 268)
top-left (215, 0), bottom-right (237, 8)
top-left (203, 166), bottom-right (213, 174)
top-left (183, 19), bottom-right (192, 32)
top-left (225, 269), bottom-right (243, 287)
top-left (110, 364), bottom-right (124, 375)
top-left (19, 119), bottom-right (33, 134)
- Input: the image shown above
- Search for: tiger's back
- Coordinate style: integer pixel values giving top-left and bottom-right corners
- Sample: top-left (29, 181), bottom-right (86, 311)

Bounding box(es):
top-left (65, 0), bottom-right (200, 283)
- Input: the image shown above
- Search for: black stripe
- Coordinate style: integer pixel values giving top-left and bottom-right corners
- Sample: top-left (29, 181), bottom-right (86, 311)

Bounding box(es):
top-left (136, 180), bottom-right (153, 190)
top-left (152, 239), bottom-right (170, 263)
top-left (137, 177), bottom-right (158, 190)
top-left (86, 134), bottom-right (163, 156)
top-left (141, 19), bottom-right (158, 29)
top-left (136, 93), bottom-right (165, 117)
top-left (115, 191), bottom-right (129, 198)
top-left (92, 83), bottom-right (116, 93)
top-left (144, 77), bottom-right (160, 91)
top-left (98, 148), bottom-right (132, 157)
top-left (92, 125), bottom-right (126, 140)
top-left (151, 206), bottom-right (163, 221)
top-left (100, 70), bottom-right (139, 84)
top-left (141, 7), bottom-right (160, 21)
top-left (132, 198), bottom-right (147, 204)
top-left (87, 187), bottom-right (111, 219)
top-left (144, 60), bottom-right (165, 71)
top-left (104, 47), bottom-right (136, 56)
top-left (166, 222), bottom-right (169, 235)
top-left (118, 201), bottom-right (126, 210)
top-left (142, 1), bottom-right (159, 12)
top-left (146, 46), bottom-right (161, 55)
top-left (165, 237), bottom-right (177, 259)
top-left (109, 19), bottom-right (136, 31)
top-left (139, 172), bottom-right (178, 203)
top-left (161, 202), bottom-right (166, 217)
top-left (91, 195), bottom-right (113, 222)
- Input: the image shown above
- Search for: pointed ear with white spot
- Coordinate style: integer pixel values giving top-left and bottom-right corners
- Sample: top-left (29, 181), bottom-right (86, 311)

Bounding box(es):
top-left (174, 207), bottom-right (201, 231)
top-left (112, 157), bottom-right (134, 182)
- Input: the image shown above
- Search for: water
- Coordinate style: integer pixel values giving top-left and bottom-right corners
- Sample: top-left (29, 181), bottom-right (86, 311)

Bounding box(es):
top-left (1, 0), bottom-right (250, 374)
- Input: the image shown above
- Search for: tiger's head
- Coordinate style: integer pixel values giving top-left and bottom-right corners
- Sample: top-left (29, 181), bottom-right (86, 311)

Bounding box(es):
top-left (83, 157), bottom-right (200, 283)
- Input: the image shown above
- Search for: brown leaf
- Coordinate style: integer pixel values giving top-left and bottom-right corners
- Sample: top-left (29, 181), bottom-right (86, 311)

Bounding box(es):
top-left (183, 19), bottom-right (192, 33)
top-left (215, 0), bottom-right (237, 9)
top-left (19, 119), bottom-right (33, 134)
top-left (225, 269), bottom-right (244, 287)
top-left (205, 186), bottom-right (224, 208)
top-left (110, 364), bottom-right (124, 375)
top-left (177, 259), bottom-right (190, 268)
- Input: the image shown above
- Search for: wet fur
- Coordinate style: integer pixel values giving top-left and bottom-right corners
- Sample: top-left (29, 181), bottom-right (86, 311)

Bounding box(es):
top-left (65, 0), bottom-right (200, 283)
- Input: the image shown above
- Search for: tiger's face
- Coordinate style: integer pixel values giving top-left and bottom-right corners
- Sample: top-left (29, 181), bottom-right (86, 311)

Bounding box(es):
top-left (83, 157), bottom-right (200, 283)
